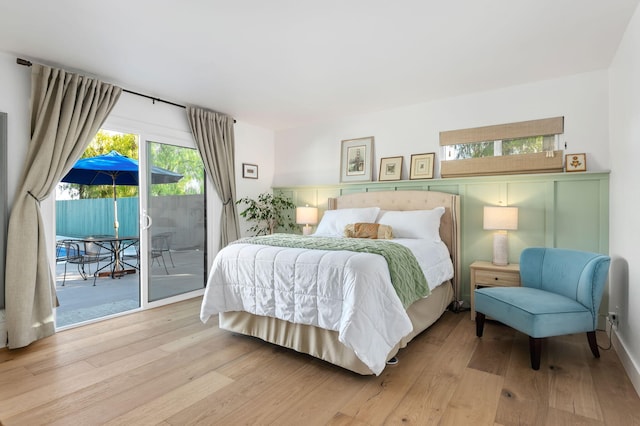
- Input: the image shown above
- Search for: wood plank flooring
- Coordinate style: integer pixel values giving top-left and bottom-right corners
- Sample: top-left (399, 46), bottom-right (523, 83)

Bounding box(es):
top-left (0, 298), bottom-right (638, 425)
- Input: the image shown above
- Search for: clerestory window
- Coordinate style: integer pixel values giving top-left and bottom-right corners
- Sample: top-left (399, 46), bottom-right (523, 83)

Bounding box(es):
top-left (444, 135), bottom-right (557, 160)
top-left (439, 117), bottom-right (564, 177)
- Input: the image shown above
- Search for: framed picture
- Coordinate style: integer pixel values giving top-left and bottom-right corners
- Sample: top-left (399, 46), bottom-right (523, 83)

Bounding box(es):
top-left (378, 156), bottom-right (403, 181)
top-left (242, 163), bottom-right (258, 179)
top-left (410, 152), bottom-right (435, 180)
top-left (565, 153), bottom-right (586, 172)
top-left (340, 136), bottom-right (374, 182)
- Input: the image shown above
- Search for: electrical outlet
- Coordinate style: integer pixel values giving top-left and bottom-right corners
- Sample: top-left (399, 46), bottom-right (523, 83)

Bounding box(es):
top-left (608, 311), bottom-right (619, 329)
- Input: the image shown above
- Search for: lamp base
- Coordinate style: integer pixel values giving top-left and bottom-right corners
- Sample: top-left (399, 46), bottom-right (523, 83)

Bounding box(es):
top-left (492, 232), bottom-right (509, 266)
top-left (302, 225), bottom-right (313, 236)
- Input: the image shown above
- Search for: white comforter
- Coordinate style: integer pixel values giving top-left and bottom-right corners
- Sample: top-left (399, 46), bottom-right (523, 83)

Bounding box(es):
top-left (200, 239), bottom-right (453, 375)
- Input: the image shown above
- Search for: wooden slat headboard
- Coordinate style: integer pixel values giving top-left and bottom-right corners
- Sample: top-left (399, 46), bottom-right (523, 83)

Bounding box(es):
top-left (328, 190), bottom-right (461, 304)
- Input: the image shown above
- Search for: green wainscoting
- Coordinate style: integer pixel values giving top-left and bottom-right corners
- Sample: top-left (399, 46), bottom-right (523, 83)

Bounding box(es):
top-left (274, 171), bottom-right (610, 310)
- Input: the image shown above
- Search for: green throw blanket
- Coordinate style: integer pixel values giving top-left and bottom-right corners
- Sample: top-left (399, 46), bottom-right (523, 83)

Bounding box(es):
top-left (234, 234), bottom-right (430, 308)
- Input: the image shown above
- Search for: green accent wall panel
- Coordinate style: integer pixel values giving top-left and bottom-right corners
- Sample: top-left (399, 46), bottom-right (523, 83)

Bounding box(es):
top-left (507, 181), bottom-right (549, 254)
top-left (555, 179), bottom-right (607, 253)
top-left (274, 171), bottom-right (610, 307)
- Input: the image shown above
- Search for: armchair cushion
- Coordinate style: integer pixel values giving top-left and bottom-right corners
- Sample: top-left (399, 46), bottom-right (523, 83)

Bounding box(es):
top-left (474, 287), bottom-right (594, 338)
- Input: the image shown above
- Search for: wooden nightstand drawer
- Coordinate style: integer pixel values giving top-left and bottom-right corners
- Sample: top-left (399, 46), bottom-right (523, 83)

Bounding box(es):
top-left (475, 270), bottom-right (520, 286)
top-left (469, 261), bottom-right (521, 320)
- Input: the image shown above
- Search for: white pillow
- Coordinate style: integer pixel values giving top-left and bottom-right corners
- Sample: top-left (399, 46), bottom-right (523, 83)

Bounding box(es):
top-left (377, 207), bottom-right (445, 241)
top-left (313, 207), bottom-right (380, 237)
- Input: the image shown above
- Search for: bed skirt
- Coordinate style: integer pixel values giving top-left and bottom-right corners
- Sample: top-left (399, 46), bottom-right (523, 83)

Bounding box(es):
top-left (218, 281), bottom-right (454, 375)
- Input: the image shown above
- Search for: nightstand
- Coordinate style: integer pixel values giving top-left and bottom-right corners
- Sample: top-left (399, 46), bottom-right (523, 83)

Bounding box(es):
top-left (469, 261), bottom-right (520, 320)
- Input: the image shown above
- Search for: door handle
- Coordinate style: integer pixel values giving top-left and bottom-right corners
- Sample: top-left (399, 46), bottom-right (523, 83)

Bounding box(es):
top-left (141, 209), bottom-right (152, 230)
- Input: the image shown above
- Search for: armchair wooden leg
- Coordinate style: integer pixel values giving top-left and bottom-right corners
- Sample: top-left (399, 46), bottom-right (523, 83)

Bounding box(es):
top-left (476, 312), bottom-right (486, 337)
top-left (587, 331), bottom-right (600, 358)
top-left (529, 337), bottom-right (542, 370)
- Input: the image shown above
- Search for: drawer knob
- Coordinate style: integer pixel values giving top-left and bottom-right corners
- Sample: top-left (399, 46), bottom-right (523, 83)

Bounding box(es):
top-left (494, 277), bottom-right (498, 280)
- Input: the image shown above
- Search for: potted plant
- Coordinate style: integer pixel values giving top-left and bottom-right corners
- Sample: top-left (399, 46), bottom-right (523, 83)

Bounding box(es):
top-left (236, 192), bottom-right (297, 236)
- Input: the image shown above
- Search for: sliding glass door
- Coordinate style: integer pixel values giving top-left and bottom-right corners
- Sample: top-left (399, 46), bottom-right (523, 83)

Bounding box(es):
top-left (54, 133), bottom-right (207, 327)
top-left (144, 141), bottom-right (206, 302)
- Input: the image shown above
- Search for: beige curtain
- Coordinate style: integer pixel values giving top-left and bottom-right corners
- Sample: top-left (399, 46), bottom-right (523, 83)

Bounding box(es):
top-left (4, 64), bottom-right (121, 348)
top-left (186, 107), bottom-right (240, 247)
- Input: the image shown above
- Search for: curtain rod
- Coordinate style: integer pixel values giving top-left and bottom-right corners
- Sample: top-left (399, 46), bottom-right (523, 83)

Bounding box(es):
top-left (16, 57), bottom-right (236, 122)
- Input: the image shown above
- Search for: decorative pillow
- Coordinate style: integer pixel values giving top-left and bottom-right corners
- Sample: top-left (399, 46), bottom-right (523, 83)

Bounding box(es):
top-left (313, 207), bottom-right (380, 237)
top-left (344, 223), bottom-right (394, 239)
top-left (377, 207), bottom-right (445, 241)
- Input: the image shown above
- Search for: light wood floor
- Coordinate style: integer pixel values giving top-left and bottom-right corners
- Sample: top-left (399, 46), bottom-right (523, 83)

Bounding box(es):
top-left (0, 298), bottom-right (638, 425)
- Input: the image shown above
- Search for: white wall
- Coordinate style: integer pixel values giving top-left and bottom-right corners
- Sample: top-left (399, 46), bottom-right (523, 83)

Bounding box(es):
top-left (234, 123), bottom-right (276, 235)
top-left (0, 52), bottom-right (31, 210)
top-left (0, 52), bottom-right (31, 343)
top-left (609, 4), bottom-right (640, 396)
top-left (274, 71), bottom-right (610, 186)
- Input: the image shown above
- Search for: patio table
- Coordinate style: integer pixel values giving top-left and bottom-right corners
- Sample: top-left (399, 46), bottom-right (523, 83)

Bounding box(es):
top-left (82, 235), bottom-right (139, 279)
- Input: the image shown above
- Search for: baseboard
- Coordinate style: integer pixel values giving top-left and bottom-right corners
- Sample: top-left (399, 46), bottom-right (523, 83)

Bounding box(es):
top-left (0, 309), bottom-right (6, 349)
top-left (613, 330), bottom-right (640, 398)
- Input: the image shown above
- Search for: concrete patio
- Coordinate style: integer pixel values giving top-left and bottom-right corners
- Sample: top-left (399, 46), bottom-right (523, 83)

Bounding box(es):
top-left (55, 249), bottom-right (205, 328)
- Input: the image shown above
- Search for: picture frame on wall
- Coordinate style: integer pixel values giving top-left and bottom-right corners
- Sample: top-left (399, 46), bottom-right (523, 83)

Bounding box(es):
top-left (565, 153), bottom-right (587, 172)
top-left (340, 136), bottom-right (374, 182)
top-left (378, 156), bottom-right (403, 181)
top-left (409, 152), bottom-right (435, 180)
top-left (242, 163), bottom-right (259, 179)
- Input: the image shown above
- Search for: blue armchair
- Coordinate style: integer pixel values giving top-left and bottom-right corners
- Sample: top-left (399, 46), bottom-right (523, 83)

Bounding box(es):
top-left (474, 247), bottom-right (611, 370)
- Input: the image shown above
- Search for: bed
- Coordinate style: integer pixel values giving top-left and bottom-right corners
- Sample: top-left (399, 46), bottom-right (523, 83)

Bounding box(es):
top-left (200, 190), bottom-right (461, 375)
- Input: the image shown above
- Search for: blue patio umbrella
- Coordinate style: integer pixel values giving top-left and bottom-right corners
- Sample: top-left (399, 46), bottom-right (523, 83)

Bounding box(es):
top-left (61, 150), bottom-right (183, 238)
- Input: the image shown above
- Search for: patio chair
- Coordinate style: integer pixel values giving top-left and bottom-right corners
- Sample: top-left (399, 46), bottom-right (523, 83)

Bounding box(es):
top-left (67, 238), bottom-right (110, 286)
top-left (56, 240), bottom-right (82, 286)
top-left (155, 232), bottom-right (174, 267)
top-left (151, 232), bottom-right (173, 274)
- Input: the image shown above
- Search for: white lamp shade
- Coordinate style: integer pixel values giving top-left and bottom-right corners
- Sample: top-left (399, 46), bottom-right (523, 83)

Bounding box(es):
top-left (296, 206), bottom-right (318, 225)
top-left (484, 205), bottom-right (518, 265)
top-left (483, 206), bottom-right (518, 231)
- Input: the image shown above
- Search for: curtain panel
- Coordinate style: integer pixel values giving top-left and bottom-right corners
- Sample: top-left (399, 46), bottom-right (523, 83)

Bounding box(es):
top-left (4, 64), bottom-right (121, 348)
top-left (186, 107), bottom-right (240, 248)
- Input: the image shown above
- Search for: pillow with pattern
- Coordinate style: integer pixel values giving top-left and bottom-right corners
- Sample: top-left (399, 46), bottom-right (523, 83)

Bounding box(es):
top-left (344, 223), bottom-right (394, 239)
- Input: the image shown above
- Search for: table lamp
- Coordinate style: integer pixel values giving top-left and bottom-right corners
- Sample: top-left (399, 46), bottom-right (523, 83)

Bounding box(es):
top-left (296, 205), bottom-right (318, 235)
top-left (483, 206), bottom-right (518, 266)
